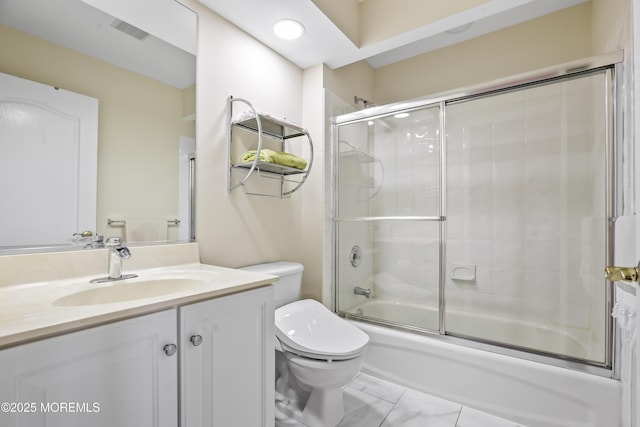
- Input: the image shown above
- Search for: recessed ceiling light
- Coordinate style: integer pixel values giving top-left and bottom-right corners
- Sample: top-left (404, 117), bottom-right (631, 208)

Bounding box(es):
top-left (394, 113), bottom-right (410, 119)
top-left (273, 19), bottom-right (305, 40)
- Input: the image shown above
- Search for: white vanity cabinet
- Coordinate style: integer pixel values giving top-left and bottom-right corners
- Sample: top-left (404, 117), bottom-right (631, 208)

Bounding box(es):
top-left (180, 285), bottom-right (275, 427)
top-left (0, 285), bottom-right (275, 427)
top-left (0, 309), bottom-right (179, 427)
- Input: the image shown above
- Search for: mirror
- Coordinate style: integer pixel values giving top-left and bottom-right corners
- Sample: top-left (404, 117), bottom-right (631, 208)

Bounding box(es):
top-left (0, 0), bottom-right (197, 253)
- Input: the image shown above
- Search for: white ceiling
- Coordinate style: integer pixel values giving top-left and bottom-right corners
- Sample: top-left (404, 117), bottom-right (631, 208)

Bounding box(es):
top-left (0, 0), bottom-right (588, 89)
top-left (197, 0), bottom-right (588, 69)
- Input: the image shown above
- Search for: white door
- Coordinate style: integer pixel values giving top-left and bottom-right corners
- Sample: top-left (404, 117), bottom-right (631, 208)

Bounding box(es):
top-left (180, 287), bottom-right (275, 427)
top-left (0, 72), bottom-right (98, 247)
top-left (0, 309), bottom-right (178, 427)
top-left (628, 2), bottom-right (640, 426)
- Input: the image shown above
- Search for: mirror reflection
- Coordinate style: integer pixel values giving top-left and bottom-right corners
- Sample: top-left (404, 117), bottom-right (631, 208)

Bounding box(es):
top-left (0, 0), bottom-right (197, 252)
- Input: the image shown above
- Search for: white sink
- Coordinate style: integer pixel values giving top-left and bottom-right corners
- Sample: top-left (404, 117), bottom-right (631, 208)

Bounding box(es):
top-left (53, 278), bottom-right (206, 306)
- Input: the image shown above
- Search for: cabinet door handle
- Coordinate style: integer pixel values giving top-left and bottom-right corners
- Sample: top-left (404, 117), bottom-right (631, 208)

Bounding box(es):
top-left (190, 334), bottom-right (203, 346)
top-left (163, 343), bottom-right (177, 356)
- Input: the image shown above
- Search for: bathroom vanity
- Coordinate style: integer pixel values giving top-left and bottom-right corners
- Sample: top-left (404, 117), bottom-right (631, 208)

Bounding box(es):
top-left (0, 243), bottom-right (275, 427)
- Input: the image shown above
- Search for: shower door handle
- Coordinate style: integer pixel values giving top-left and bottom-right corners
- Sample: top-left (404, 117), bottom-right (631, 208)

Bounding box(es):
top-left (604, 262), bottom-right (640, 282)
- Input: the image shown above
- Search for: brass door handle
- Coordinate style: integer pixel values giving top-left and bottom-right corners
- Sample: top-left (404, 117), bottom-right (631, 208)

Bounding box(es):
top-left (604, 263), bottom-right (640, 282)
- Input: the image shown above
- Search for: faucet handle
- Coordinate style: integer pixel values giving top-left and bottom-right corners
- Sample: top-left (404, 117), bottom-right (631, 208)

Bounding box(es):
top-left (105, 237), bottom-right (131, 259)
top-left (105, 237), bottom-right (122, 247)
top-left (114, 246), bottom-right (132, 260)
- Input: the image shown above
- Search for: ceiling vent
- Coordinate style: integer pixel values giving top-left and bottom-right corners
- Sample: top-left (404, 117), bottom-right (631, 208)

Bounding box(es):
top-left (110, 19), bottom-right (150, 41)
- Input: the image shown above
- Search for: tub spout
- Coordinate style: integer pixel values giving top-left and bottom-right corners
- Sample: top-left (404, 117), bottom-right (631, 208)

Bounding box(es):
top-left (354, 286), bottom-right (372, 298)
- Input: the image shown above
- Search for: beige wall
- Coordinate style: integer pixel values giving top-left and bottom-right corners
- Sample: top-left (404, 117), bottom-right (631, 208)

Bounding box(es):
top-left (592, 0), bottom-right (631, 53)
top-left (182, 84), bottom-right (196, 121)
top-left (182, 2), bottom-right (320, 285)
top-left (311, 0), bottom-right (491, 48)
top-left (324, 61), bottom-right (376, 108)
top-left (301, 65), bottom-right (326, 301)
top-left (360, 0), bottom-right (489, 46)
top-left (374, 3), bottom-right (592, 104)
top-left (311, 0), bottom-right (361, 46)
top-left (320, 4), bottom-right (593, 109)
top-left (0, 24), bottom-right (195, 241)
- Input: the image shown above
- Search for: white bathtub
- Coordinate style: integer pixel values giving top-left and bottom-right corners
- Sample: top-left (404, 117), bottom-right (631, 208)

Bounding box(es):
top-left (350, 300), bottom-right (591, 360)
top-left (348, 314), bottom-right (621, 427)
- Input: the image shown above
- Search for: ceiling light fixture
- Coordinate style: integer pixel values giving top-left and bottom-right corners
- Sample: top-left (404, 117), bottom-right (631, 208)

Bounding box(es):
top-left (273, 19), bottom-right (305, 40)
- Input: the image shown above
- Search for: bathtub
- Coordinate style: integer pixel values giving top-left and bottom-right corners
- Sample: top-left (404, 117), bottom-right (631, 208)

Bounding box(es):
top-left (349, 300), bottom-right (591, 360)
top-left (346, 303), bottom-right (621, 427)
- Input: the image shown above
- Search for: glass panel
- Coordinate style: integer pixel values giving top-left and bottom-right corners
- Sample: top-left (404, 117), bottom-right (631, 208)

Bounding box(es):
top-left (335, 104), bottom-right (443, 332)
top-left (336, 106), bottom-right (441, 218)
top-left (336, 220), bottom-right (440, 332)
top-left (336, 120), bottom-right (372, 219)
top-left (445, 72), bottom-right (608, 363)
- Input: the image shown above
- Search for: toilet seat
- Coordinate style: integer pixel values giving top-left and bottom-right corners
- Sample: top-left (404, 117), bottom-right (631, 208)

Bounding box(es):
top-left (275, 299), bottom-right (369, 361)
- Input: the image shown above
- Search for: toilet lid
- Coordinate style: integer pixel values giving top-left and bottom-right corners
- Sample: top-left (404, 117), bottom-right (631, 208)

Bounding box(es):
top-left (275, 299), bottom-right (369, 360)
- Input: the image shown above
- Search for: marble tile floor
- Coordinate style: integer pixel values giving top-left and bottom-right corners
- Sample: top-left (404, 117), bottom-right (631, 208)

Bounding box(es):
top-left (275, 373), bottom-right (526, 427)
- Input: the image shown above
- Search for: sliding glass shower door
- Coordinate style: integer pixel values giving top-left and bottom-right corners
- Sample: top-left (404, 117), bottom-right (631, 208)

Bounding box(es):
top-left (445, 72), bottom-right (610, 363)
top-left (335, 105), bottom-right (443, 332)
top-left (333, 58), bottom-right (616, 368)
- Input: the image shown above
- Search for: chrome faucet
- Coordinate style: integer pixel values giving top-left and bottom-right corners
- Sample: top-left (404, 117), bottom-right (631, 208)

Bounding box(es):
top-left (354, 286), bottom-right (372, 298)
top-left (90, 237), bottom-right (138, 283)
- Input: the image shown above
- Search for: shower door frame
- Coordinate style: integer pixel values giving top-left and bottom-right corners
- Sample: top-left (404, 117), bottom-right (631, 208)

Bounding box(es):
top-left (332, 51), bottom-right (623, 377)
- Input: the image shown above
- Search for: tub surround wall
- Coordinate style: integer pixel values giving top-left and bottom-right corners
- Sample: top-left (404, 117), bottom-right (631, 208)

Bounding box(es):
top-left (370, 106), bottom-right (441, 313)
top-left (445, 75), bottom-right (608, 362)
top-left (335, 119), bottom-right (373, 310)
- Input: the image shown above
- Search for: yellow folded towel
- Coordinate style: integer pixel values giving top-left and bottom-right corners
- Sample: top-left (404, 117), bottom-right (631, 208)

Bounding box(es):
top-left (241, 149), bottom-right (308, 170)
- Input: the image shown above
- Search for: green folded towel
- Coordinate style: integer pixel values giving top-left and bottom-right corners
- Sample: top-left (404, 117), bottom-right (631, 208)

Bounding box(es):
top-left (241, 149), bottom-right (308, 170)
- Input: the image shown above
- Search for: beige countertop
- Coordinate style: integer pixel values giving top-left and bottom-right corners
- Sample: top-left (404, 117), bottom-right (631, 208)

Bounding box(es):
top-left (0, 262), bottom-right (275, 349)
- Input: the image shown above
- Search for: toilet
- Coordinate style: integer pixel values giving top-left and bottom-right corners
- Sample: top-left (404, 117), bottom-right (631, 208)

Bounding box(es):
top-left (241, 262), bottom-right (369, 427)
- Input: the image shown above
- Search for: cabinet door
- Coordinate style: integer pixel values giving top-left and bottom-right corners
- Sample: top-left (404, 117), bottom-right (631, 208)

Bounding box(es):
top-left (180, 286), bottom-right (274, 427)
top-left (0, 310), bottom-right (178, 427)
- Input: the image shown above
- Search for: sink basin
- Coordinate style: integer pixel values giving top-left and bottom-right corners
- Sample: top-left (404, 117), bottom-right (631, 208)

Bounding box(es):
top-left (53, 278), bottom-right (207, 306)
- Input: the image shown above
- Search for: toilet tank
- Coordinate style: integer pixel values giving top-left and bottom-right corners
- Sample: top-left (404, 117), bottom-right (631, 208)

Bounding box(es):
top-left (240, 262), bottom-right (304, 308)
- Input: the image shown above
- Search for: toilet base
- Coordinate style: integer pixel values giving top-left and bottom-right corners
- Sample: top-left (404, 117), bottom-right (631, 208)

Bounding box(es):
top-left (279, 353), bottom-right (364, 427)
top-left (274, 386), bottom-right (345, 427)
top-left (300, 386), bottom-right (345, 427)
